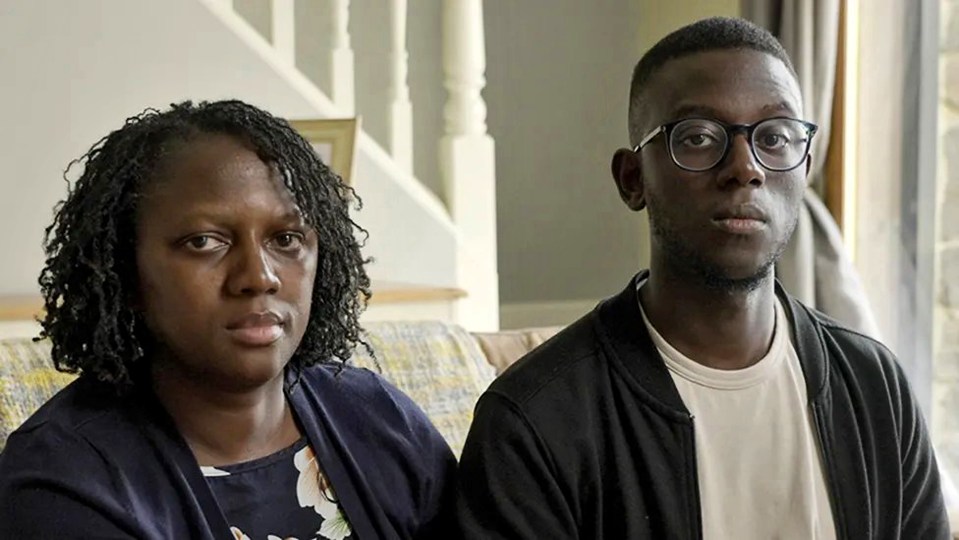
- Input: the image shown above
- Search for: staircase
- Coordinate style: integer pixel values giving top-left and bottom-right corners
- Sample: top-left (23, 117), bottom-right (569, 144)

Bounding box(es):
top-left (0, 0), bottom-right (499, 333)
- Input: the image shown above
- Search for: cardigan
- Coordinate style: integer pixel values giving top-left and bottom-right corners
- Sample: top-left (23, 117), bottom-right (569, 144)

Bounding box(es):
top-left (0, 363), bottom-right (457, 539)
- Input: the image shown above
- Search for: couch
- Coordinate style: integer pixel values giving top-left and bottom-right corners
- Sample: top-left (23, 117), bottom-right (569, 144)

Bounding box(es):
top-left (0, 321), bottom-right (562, 456)
top-left (3, 322), bottom-right (957, 536)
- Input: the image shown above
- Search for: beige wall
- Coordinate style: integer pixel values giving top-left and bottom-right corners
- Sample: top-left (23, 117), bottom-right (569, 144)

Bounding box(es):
top-left (486, 0), bottom-right (643, 310)
top-left (493, 0), bottom-right (739, 325)
top-left (636, 0), bottom-right (742, 51)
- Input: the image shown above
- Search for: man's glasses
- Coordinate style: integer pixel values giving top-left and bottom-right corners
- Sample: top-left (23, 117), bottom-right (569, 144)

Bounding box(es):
top-left (634, 117), bottom-right (819, 172)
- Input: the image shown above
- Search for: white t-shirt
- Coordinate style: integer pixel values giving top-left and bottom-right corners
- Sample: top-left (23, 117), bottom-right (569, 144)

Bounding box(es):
top-left (638, 292), bottom-right (837, 540)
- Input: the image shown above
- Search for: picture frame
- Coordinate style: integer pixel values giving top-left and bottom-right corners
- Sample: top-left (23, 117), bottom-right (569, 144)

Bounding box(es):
top-left (289, 117), bottom-right (361, 185)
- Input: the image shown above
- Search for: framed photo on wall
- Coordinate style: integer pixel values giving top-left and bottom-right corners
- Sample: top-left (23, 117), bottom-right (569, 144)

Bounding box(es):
top-left (289, 118), bottom-right (360, 185)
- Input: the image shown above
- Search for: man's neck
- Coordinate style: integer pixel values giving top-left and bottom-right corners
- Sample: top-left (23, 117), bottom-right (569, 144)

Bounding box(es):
top-left (640, 266), bottom-right (778, 370)
top-left (151, 364), bottom-right (301, 467)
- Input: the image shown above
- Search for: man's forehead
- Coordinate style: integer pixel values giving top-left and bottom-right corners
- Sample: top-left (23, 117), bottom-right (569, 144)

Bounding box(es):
top-left (644, 49), bottom-right (803, 124)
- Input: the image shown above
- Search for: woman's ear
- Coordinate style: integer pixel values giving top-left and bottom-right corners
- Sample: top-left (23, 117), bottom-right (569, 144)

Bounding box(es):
top-left (611, 148), bottom-right (646, 211)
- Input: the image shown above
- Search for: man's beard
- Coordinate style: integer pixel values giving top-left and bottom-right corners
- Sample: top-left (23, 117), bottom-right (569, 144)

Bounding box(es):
top-left (647, 209), bottom-right (796, 294)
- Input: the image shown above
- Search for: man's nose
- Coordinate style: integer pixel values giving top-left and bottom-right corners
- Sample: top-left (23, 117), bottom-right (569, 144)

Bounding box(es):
top-left (716, 134), bottom-right (766, 187)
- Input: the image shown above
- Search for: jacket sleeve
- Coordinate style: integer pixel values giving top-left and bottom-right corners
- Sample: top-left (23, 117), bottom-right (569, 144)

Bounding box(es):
top-left (456, 392), bottom-right (577, 539)
top-left (0, 424), bottom-right (137, 538)
top-left (406, 399), bottom-right (459, 540)
top-left (891, 361), bottom-right (952, 538)
top-left (364, 371), bottom-right (460, 540)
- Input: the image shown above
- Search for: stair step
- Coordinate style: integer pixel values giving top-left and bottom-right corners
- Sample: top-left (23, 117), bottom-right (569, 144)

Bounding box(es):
top-left (370, 281), bottom-right (466, 304)
top-left (0, 296), bottom-right (38, 322)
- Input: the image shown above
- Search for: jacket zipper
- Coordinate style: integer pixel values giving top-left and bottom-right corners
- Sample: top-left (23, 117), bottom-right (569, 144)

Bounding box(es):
top-left (810, 402), bottom-right (848, 539)
top-left (686, 414), bottom-right (704, 540)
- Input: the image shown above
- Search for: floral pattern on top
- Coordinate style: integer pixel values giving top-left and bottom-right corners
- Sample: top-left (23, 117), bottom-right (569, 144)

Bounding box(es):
top-left (294, 445), bottom-right (354, 540)
top-left (204, 439), bottom-right (353, 540)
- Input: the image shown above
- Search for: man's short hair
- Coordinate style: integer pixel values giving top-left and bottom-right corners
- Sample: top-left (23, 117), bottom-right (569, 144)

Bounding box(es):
top-left (628, 17), bottom-right (797, 145)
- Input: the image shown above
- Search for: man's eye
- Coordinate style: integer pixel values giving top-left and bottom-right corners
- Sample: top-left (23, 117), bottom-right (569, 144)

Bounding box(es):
top-left (758, 133), bottom-right (789, 149)
top-left (680, 133), bottom-right (719, 148)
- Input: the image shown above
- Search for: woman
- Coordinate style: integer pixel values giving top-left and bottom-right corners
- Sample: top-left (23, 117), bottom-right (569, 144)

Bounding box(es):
top-left (0, 100), bottom-right (456, 539)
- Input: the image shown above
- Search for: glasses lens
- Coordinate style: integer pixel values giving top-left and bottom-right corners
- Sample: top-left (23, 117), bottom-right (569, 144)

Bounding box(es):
top-left (668, 119), bottom-right (728, 171)
top-left (752, 119), bottom-right (811, 170)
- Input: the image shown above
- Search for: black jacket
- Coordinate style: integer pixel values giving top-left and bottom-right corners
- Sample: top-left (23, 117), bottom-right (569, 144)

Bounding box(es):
top-left (456, 273), bottom-right (950, 539)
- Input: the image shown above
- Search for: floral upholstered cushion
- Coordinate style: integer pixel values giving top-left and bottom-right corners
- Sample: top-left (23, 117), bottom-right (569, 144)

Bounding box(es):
top-left (0, 338), bottom-right (75, 450)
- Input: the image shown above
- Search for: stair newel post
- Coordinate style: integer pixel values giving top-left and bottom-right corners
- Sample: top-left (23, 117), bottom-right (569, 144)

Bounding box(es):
top-left (388, 0), bottom-right (413, 174)
top-left (440, 0), bottom-right (499, 331)
top-left (330, 0), bottom-right (355, 115)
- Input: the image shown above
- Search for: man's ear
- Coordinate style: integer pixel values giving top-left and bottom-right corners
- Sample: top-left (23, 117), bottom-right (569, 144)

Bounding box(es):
top-left (611, 148), bottom-right (646, 211)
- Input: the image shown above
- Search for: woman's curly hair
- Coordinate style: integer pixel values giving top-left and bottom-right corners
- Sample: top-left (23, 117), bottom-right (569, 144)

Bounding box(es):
top-left (38, 100), bottom-right (371, 392)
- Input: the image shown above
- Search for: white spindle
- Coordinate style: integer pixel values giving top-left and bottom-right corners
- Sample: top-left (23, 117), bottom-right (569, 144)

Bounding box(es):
top-left (440, 0), bottom-right (498, 331)
top-left (270, 0), bottom-right (295, 65)
top-left (441, 0), bottom-right (488, 136)
top-left (330, 0), bottom-right (355, 115)
top-left (388, 0), bottom-right (413, 174)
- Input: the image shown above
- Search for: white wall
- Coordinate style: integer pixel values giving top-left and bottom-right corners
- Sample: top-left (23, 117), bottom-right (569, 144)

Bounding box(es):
top-left (0, 0), bottom-right (457, 298)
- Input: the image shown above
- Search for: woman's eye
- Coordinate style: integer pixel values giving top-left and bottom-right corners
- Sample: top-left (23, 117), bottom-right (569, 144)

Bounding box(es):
top-left (274, 232), bottom-right (304, 250)
top-left (184, 235), bottom-right (226, 252)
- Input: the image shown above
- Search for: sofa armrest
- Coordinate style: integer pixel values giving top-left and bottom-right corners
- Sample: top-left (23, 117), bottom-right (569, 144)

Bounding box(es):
top-left (471, 326), bottom-right (563, 375)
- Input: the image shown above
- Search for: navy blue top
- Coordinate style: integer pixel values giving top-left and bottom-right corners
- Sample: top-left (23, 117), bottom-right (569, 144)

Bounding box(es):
top-left (0, 364), bottom-right (456, 539)
top-left (203, 437), bottom-right (355, 539)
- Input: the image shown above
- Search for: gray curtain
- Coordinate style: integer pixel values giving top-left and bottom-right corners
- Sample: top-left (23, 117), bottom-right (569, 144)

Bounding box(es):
top-left (743, 0), bottom-right (880, 338)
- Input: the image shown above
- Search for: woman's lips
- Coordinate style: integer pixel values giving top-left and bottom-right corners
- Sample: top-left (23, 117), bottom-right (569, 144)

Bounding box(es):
top-left (227, 324), bottom-right (283, 346)
top-left (226, 311), bottom-right (284, 346)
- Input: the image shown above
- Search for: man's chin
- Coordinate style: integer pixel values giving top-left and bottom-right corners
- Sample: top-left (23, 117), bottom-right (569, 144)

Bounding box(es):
top-left (698, 260), bottom-right (775, 293)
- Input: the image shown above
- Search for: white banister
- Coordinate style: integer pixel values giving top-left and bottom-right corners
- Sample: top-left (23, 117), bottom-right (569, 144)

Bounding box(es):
top-left (270, 0), bottom-right (294, 65)
top-left (441, 0), bottom-right (488, 136)
top-left (440, 0), bottom-right (498, 331)
top-left (330, 0), bottom-right (355, 115)
top-left (388, 0), bottom-right (413, 174)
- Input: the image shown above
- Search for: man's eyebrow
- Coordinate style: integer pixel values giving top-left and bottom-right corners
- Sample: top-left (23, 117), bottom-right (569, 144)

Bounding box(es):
top-left (760, 101), bottom-right (797, 115)
top-left (668, 104), bottom-right (722, 119)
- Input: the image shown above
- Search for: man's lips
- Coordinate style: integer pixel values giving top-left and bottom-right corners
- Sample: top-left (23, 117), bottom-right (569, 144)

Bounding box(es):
top-left (711, 204), bottom-right (768, 234)
top-left (226, 311), bottom-right (284, 346)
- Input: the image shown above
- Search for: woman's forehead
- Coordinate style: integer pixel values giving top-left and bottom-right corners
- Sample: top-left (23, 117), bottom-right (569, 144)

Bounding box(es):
top-left (137, 134), bottom-right (301, 220)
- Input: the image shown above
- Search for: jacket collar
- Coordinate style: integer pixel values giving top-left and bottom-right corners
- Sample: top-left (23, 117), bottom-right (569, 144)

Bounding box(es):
top-left (594, 271), bottom-right (829, 417)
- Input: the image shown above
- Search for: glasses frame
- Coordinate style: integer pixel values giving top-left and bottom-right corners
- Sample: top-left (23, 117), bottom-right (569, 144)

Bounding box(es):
top-left (634, 116), bottom-right (819, 172)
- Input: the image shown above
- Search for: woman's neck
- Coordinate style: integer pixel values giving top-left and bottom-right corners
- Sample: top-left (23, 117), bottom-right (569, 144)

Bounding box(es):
top-left (151, 363), bottom-right (302, 466)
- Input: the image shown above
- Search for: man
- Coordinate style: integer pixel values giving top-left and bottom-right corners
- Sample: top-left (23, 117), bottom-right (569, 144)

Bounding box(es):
top-left (456, 17), bottom-right (950, 539)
